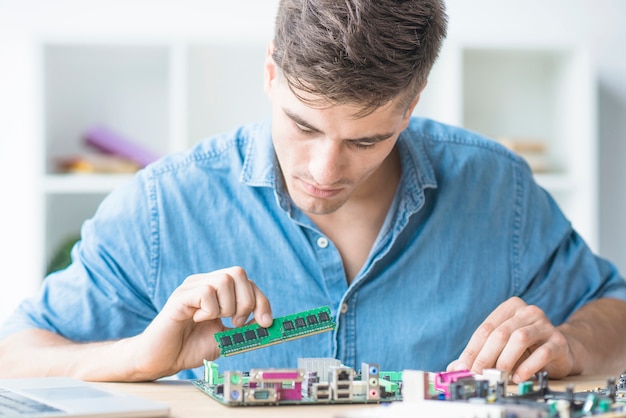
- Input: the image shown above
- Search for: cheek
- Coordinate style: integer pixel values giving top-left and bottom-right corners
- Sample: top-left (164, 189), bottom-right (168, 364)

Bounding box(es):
top-left (271, 129), bottom-right (306, 174)
top-left (355, 145), bottom-right (397, 177)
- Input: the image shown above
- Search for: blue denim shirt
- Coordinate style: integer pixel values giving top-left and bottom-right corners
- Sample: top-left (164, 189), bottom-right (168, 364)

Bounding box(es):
top-left (3, 118), bottom-right (626, 379)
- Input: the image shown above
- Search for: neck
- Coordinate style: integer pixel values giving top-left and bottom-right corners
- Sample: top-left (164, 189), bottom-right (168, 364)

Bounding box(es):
top-left (309, 147), bottom-right (402, 282)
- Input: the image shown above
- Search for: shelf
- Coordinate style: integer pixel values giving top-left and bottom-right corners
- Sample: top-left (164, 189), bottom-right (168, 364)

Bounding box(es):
top-left (462, 47), bottom-right (586, 175)
top-left (43, 174), bottom-right (134, 194)
top-left (43, 43), bottom-right (171, 174)
top-left (38, 41), bottom-right (273, 273)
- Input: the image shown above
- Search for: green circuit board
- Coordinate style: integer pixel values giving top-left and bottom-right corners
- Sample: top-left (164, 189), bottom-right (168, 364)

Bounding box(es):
top-left (214, 306), bottom-right (335, 356)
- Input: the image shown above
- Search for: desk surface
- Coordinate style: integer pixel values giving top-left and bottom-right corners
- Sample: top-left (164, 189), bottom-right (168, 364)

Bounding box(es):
top-left (95, 374), bottom-right (616, 418)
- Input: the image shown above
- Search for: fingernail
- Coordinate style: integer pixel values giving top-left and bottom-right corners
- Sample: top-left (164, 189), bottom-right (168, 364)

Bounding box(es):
top-left (512, 374), bottom-right (521, 383)
top-left (262, 313), bottom-right (273, 327)
top-left (455, 362), bottom-right (468, 371)
top-left (235, 316), bottom-right (246, 326)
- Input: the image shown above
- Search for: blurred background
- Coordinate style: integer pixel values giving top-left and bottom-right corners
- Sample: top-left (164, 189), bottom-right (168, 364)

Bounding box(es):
top-left (0, 0), bottom-right (624, 322)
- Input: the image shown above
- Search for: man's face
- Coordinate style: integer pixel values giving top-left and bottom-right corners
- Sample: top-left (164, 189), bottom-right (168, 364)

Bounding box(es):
top-left (265, 59), bottom-right (416, 216)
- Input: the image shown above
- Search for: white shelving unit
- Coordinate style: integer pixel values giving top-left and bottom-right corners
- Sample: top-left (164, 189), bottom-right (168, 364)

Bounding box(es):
top-left (416, 41), bottom-right (597, 251)
top-left (38, 37), bottom-right (598, 278)
top-left (39, 41), bottom-right (270, 276)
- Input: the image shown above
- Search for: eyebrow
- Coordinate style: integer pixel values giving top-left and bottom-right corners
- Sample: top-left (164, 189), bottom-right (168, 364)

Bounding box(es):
top-left (283, 108), bottom-right (396, 143)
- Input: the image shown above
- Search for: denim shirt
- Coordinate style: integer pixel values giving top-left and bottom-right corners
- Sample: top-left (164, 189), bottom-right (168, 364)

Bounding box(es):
top-left (3, 118), bottom-right (626, 379)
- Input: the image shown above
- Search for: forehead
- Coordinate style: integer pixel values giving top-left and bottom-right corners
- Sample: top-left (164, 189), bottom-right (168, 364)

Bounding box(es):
top-left (272, 66), bottom-right (407, 116)
top-left (278, 98), bottom-right (407, 146)
top-left (276, 77), bottom-right (405, 123)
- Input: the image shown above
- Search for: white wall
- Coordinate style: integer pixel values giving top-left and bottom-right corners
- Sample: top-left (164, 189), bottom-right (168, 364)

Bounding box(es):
top-left (0, 0), bottom-right (625, 322)
top-left (445, 0), bottom-right (626, 274)
top-left (593, 1), bottom-right (626, 274)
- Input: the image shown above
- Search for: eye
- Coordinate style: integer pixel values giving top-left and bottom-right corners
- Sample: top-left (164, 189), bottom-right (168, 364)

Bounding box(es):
top-left (294, 122), bottom-right (315, 135)
top-left (350, 140), bottom-right (377, 150)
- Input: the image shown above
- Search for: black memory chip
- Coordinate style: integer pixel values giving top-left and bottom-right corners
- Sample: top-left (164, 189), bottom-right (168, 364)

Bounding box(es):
top-left (245, 330), bottom-right (257, 341)
top-left (283, 320), bottom-right (295, 330)
top-left (295, 317), bottom-right (306, 328)
top-left (306, 314), bottom-right (318, 325)
top-left (220, 335), bottom-right (233, 346)
top-left (319, 312), bottom-right (330, 322)
top-left (257, 327), bottom-right (269, 337)
top-left (232, 333), bottom-right (244, 343)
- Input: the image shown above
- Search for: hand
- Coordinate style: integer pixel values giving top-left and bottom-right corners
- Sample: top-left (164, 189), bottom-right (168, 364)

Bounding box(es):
top-left (446, 297), bottom-right (574, 383)
top-left (127, 266), bottom-right (273, 380)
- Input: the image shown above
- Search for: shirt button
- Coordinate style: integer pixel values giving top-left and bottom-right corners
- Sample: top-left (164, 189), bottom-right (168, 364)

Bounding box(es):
top-left (340, 303), bottom-right (349, 314)
top-left (317, 237), bottom-right (329, 248)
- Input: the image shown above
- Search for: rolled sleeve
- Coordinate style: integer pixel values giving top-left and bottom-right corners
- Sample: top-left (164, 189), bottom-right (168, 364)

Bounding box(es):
top-left (515, 170), bottom-right (626, 324)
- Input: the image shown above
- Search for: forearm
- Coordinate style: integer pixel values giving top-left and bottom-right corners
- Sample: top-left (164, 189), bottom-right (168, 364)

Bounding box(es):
top-left (0, 268), bottom-right (267, 382)
top-left (0, 328), bottom-right (156, 381)
top-left (558, 297), bottom-right (626, 375)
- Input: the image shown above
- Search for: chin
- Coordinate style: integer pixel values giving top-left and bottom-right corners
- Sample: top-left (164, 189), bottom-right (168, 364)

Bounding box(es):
top-left (288, 183), bottom-right (349, 215)
top-left (296, 198), bottom-right (345, 216)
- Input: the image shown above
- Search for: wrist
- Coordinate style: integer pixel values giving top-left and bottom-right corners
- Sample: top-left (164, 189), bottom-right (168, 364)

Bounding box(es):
top-left (116, 335), bottom-right (177, 382)
top-left (557, 322), bottom-right (589, 376)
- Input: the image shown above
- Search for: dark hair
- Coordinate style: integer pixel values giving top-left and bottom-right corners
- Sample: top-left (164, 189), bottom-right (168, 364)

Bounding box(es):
top-left (273, 0), bottom-right (448, 115)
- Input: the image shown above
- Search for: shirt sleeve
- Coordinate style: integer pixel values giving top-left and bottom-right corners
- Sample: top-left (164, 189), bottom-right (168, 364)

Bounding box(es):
top-left (0, 169), bottom-right (159, 342)
top-left (513, 161), bottom-right (626, 324)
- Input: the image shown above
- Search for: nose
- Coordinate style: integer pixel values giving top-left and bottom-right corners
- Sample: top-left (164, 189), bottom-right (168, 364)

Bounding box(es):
top-left (308, 139), bottom-right (345, 186)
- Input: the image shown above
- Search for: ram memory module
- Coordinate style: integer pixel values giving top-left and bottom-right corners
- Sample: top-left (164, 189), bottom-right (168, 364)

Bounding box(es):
top-left (215, 306), bottom-right (336, 356)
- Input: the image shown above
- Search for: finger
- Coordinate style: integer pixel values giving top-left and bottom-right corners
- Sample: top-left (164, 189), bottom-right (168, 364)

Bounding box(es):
top-left (177, 271), bottom-right (238, 321)
top-left (512, 331), bottom-right (570, 382)
top-left (446, 359), bottom-right (469, 372)
top-left (472, 306), bottom-right (552, 373)
top-left (179, 267), bottom-right (272, 328)
top-left (249, 281), bottom-right (273, 328)
top-left (457, 297), bottom-right (526, 371)
top-left (471, 325), bottom-right (517, 373)
top-left (494, 322), bottom-right (547, 373)
top-left (222, 267), bottom-right (258, 327)
top-left (191, 267), bottom-right (251, 323)
top-left (195, 281), bottom-right (235, 322)
top-left (161, 282), bottom-right (217, 322)
top-left (217, 267), bottom-right (273, 328)
top-left (473, 304), bottom-right (554, 375)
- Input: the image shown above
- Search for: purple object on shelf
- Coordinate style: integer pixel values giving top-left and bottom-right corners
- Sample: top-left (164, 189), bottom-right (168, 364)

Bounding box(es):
top-left (84, 125), bottom-right (161, 168)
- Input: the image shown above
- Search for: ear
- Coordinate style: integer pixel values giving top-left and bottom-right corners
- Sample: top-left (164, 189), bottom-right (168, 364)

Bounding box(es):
top-left (399, 81), bottom-right (427, 131)
top-left (404, 81), bottom-right (427, 119)
top-left (264, 41), bottom-right (278, 98)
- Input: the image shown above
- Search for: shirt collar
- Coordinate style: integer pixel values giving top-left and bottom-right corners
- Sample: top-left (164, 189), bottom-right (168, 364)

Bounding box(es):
top-left (396, 126), bottom-right (437, 201)
top-left (239, 119), bottom-right (277, 188)
top-left (239, 118), bottom-right (438, 210)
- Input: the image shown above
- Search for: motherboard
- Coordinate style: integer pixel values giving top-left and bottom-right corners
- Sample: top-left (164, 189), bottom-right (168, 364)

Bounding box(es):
top-left (192, 359), bottom-right (626, 417)
top-left (198, 306), bottom-right (626, 416)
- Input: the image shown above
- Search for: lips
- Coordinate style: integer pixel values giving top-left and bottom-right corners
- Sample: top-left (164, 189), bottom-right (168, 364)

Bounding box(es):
top-left (299, 179), bottom-right (343, 198)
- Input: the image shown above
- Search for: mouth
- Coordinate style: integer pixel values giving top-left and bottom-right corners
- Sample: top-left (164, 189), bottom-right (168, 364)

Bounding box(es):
top-left (299, 179), bottom-right (343, 198)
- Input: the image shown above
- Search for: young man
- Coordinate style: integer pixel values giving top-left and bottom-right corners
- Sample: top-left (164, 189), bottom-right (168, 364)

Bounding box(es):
top-left (1, 0), bottom-right (626, 383)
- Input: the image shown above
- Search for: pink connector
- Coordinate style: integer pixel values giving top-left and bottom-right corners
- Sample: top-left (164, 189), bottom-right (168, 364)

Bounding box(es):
top-left (259, 371), bottom-right (302, 380)
top-left (433, 370), bottom-right (474, 399)
top-left (249, 368), bottom-right (305, 383)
